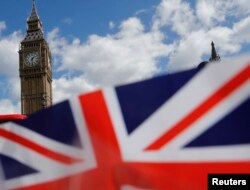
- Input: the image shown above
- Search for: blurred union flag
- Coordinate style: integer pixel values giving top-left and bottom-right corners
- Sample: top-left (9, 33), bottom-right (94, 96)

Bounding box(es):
top-left (0, 57), bottom-right (249, 190)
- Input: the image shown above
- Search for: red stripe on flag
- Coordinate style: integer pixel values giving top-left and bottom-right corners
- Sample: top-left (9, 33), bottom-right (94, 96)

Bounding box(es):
top-left (0, 129), bottom-right (82, 165)
top-left (78, 90), bottom-right (123, 190)
top-left (145, 64), bottom-right (250, 151)
top-left (0, 114), bottom-right (27, 122)
top-left (115, 161), bottom-right (250, 190)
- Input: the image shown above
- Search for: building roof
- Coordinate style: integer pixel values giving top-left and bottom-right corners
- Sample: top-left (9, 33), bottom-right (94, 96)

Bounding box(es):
top-left (22, 30), bottom-right (44, 42)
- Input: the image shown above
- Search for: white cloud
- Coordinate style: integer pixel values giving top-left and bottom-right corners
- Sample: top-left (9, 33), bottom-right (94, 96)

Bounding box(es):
top-left (196, 0), bottom-right (238, 27)
top-left (51, 17), bottom-right (170, 86)
top-left (53, 76), bottom-right (96, 103)
top-left (8, 78), bottom-right (21, 101)
top-left (237, 0), bottom-right (250, 14)
top-left (47, 29), bottom-right (67, 55)
top-left (0, 24), bottom-right (23, 114)
top-left (109, 21), bottom-right (115, 29)
top-left (0, 21), bottom-right (6, 35)
top-left (0, 31), bottom-right (23, 77)
top-left (152, 0), bottom-right (250, 72)
top-left (135, 9), bottom-right (148, 16)
top-left (0, 99), bottom-right (20, 114)
top-left (46, 17), bottom-right (171, 102)
top-left (207, 26), bottom-right (239, 54)
top-left (61, 17), bottom-right (73, 25)
top-left (196, 0), bottom-right (218, 27)
top-left (233, 16), bottom-right (250, 43)
top-left (118, 17), bottom-right (145, 37)
top-left (153, 0), bottom-right (197, 36)
top-left (168, 30), bottom-right (209, 72)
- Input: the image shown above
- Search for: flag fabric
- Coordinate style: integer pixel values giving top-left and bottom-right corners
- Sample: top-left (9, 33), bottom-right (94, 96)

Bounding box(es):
top-left (0, 115), bottom-right (27, 124)
top-left (0, 59), bottom-right (250, 190)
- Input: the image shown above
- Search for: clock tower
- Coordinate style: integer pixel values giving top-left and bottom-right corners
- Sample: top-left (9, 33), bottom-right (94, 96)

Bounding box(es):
top-left (19, 1), bottom-right (52, 115)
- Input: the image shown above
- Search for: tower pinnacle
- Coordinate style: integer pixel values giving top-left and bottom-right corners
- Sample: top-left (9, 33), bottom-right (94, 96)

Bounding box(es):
top-left (25, 0), bottom-right (43, 35)
top-left (28, 0), bottom-right (40, 22)
top-left (209, 41), bottom-right (220, 62)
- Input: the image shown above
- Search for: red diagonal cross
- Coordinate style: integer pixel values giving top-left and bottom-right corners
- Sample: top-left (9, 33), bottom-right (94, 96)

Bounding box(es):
top-left (16, 66), bottom-right (250, 190)
top-left (145, 64), bottom-right (250, 151)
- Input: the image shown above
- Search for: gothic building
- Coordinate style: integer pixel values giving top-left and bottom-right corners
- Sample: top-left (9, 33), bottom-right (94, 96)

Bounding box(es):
top-left (19, 1), bottom-right (52, 115)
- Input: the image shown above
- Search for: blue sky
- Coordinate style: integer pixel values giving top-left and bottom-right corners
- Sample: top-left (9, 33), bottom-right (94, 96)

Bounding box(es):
top-left (1, 0), bottom-right (159, 39)
top-left (0, 0), bottom-right (250, 113)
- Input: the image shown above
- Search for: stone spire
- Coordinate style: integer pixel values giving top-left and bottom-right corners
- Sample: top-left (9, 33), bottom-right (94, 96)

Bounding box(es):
top-left (209, 41), bottom-right (220, 62)
top-left (28, 0), bottom-right (40, 22)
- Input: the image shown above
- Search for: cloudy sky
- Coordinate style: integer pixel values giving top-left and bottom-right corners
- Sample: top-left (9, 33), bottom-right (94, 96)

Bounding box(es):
top-left (0, 0), bottom-right (250, 114)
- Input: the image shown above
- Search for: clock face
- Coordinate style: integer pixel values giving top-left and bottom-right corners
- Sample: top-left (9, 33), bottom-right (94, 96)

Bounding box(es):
top-left (25, 52), bottom-right (39, 67)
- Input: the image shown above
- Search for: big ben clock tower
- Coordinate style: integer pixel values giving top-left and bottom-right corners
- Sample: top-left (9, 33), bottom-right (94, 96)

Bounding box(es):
top-left (19, 1), bottom-right (52, 115)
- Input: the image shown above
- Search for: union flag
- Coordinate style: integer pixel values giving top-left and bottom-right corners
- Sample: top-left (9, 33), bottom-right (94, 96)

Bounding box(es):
top-left (0, 58), bottom-right (250, 190)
